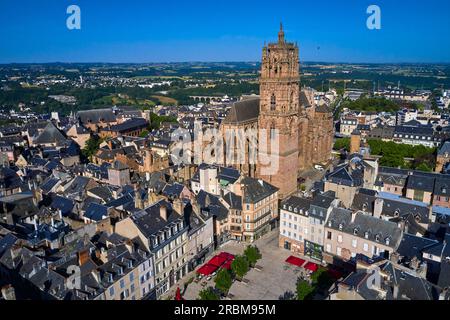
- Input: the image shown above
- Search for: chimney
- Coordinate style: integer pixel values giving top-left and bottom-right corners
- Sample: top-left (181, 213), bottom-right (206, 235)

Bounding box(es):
top-left (33, 216), bottom-right (38, 232)
top-left (411, 257), bottom-right (421, 270)
top-left (417, 262), bottom-right (428, 278)
top-left (125, 239), bottom-right (134, 254)
top-left (439, 288), bottom-right (448, 301)
top-left (78, 250), bottom-right (90, 267)
top-left (393, 284), bottom-right (399, 300)
top-left (390, 252), bottom-right (400, 264)
top-left (160, 204), bottom-right (168, 221)
top-left (172, 198), bottom-right (183, 215)
top-left (1, 285), bottom-right (16, 300)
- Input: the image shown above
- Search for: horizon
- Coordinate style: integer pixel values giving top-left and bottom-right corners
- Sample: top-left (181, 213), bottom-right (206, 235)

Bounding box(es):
top-left (1, 0), bottom-right (450, 64)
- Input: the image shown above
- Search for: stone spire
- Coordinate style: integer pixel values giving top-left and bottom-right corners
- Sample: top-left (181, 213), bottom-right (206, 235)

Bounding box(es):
top-left (278, 22), bottom-right (285, 43)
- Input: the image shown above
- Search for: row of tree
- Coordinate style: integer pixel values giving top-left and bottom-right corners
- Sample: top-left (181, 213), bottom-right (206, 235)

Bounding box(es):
top-left (198, 246), bottom-right (262, 300)
top-left (367, 139), bottom-right (436, 171)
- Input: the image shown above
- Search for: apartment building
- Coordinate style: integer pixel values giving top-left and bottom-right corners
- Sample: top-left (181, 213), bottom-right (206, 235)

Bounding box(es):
top-left (323, 208), bottom-right (403, 264)
top-left (239, 177), bottom-right (279, 242)
top-left (115, 199), bottom-right (189, 298)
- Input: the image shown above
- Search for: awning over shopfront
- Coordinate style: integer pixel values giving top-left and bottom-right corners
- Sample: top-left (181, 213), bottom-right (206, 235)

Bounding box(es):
top-left (285, 256), bottom-right (306, 267)
top-left (207, 255), bottom-right (228, 267)
top-left (197, 263), bottom-right (218, 276)
top-left (304, 262), bottom-right (319, 272)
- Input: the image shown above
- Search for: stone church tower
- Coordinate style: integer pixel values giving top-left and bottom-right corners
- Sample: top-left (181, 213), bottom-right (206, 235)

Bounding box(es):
top-left (257, 24), bottom-right (300, 198)
top-left (221, 24), bottom-right (334, 199)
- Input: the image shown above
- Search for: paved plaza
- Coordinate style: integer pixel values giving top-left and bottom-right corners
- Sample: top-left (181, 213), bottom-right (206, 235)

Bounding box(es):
top-left (181, 229), bottom-right (315, 300)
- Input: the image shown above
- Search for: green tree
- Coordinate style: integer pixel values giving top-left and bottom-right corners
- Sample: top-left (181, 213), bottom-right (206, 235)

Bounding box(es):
top-left (243, 245), bottom-right (262, 267)
top-left (334, 138), bottom-right (350, 152)
top-left (231, 255), bottom-right (249, 280)
top-left (310, 267), bottom-right (334, 289)
top-left (214, 269), bottom-right (232, 294)
top-left (149, 112), bottom-right (178, 130)
top-left (198, 287), bottom-right (219, 300)
top-left (296, 279), bottom-right (314, 300)
top-left (416, 163), bottom-right (432, 172)
top-left (139, 129), bottom-right (149, 138)
top-left (81, 135), bottom-right (103, 161)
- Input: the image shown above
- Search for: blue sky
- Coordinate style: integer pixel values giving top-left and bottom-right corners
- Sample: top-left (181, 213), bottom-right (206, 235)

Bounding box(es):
top-left (0, 0), bottom-right (449, 63)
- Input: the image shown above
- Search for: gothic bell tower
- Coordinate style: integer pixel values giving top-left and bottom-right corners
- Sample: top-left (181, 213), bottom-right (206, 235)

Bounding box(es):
top-left (257, 23), bottom-right (300, 199)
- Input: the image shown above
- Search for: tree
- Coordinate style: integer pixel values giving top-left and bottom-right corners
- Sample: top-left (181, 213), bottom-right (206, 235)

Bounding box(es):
top-left (214, 269), bottom-right (232, 294)
top-left (279, 291), bottom-right (295, 300)
top-left (231, 255), bottom-right (249, 280)
top-left (81, 135), bottom-right (102, 161)
top-left (198, 287), bottom-right (219, 300)
top-left (310, 267), bottom-right (334, 290)
top-left (416, 163), bottom-right (432, 172)
top-left (334, 138), bottom-right (350, 152)
top-left (139, 129), bottom-right (149, 138)
top-left (296, 279), bottom-right (314, 300)
top-left (244, 245), bottom-right (262, 267)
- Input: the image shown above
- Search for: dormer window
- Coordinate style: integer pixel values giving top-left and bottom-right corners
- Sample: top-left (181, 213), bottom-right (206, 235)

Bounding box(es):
top-left (385, 238), bottom-right (391, 246)
top-left (339, 223), bottom-right (343, 231)
top-left (394, 209), bottom-right (400, 217)
top-left (289, 206), bottom-right (292, 211)
top-left (328, 220), bottom-right (332, 227)
top-left (365, 231), bottom-right (369, 239)
top-left (353, 228), bottom-right (359, 235)
top-left (108, 273), bottom-right (113, 283)
top-left (128, 260), bottom-right (133, 268)
top-left (375, 234), bottom-right (381, 242)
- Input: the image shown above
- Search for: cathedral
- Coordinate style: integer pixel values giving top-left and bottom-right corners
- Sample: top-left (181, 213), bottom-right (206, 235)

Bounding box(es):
top-left (220, 24), bottom-right (334, 199)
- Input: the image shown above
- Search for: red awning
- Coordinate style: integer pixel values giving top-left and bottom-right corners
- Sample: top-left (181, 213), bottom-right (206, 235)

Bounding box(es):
top-left (304, 262), bottom-right (319, 272)
top-left (197, 263), bottom-right (218, 276)
top-left (285, 256), bottom-right (306, 267)
top-left (221, 259), bottom-right (233, 270)
top-left (208, 255), bottom-right (228, 267)
top-left (219, 252), bottom-right (235, 261)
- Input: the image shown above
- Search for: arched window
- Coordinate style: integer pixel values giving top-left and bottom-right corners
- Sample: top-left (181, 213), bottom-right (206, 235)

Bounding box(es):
top-left (270, 123), bottom-right (276, 140)
top-left (270, 94), bottom-right (276, 111)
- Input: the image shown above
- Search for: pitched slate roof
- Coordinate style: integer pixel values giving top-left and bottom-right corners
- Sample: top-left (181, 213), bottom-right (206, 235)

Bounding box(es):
top-left (103, 118), bottom-right (148, 133)
top-left (438, 141), bottom-right (450, 156)
top-left (351, 189), bottom-right (378, 213)
top-left (396, 233), bottom-right (439, 262)
top-left (162, 183), bottom-right (185, 198)
top-left (240, 176), bottom-right (278, 204)
top-left (33, 122), bottom-right (67, 146)
top-left (84, 203), bottom-right (109, 222)
top-left (222, 192), bottom-right (242, 210)
top-left (196, 190), bottom-right (228, 220)
top-left (281, 196), bottom-right (312, 216)
top-left (50, 195), bottom-right (75, 216)
top-left (406, 175), bottom-right (435, 192)
top-left (77, 109), bottom-right (116, 124)
top-left (223, 97), bottom-right (260, 124)
top-left (377, 192), bottom-right (429, 224)
top-left (130, 200), bottom-right (182, 238)
top-left (433, 177), bottom-right (450, 197)
top-left (326, 209), bottom-right (403, 249)
top-left (325, 157), bottom-right (365, 187)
